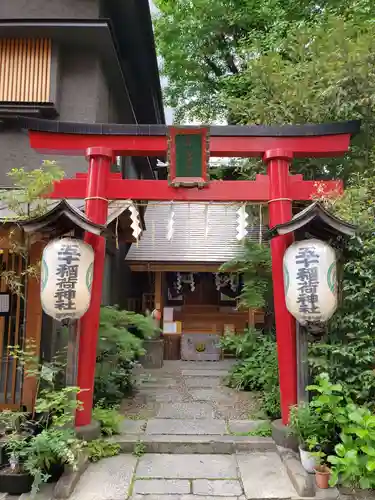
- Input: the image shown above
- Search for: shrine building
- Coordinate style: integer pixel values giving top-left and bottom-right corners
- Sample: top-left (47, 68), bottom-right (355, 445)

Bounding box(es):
top-left (126, 202), bottom-right (267, 360)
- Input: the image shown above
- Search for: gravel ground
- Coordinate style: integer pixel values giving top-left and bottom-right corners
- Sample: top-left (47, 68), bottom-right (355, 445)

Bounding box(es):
top-left (120, 361), bottom-right (261, 420)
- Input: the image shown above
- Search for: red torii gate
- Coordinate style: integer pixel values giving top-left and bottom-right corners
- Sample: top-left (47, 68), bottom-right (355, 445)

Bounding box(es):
top-left (25, 118), bottom-right (359, 429)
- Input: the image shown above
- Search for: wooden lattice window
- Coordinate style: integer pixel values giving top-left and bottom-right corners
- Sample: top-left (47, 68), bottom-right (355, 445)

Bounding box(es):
top-left (0, 38), bottom-right (58, 117)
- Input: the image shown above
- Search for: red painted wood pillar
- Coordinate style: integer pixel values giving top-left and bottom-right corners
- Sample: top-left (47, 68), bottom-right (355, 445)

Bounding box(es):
top-left (263, 149), bottom-right (297, 425)
top-left (75, 147), bottom-right (112, 428)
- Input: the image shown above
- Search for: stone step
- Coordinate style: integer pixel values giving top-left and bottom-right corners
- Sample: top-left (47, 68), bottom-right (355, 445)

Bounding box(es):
top-left (114, 434), bottom-right (276, 454)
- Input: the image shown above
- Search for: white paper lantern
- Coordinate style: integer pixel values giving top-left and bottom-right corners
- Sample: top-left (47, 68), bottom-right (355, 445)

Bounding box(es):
top-left (41, 238), bottom-right (94, 321)
top-left (283, 239), bottom-right (337, 325)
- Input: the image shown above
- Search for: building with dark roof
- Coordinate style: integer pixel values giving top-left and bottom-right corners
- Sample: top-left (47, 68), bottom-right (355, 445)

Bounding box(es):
top-left (0, 0), bottom-right (164, 409)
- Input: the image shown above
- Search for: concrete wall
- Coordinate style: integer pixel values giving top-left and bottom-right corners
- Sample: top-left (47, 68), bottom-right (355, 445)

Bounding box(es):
top-left (0, 0), bottom-right (100, 19)
top-left (0, 46), bottom-right (122, 184)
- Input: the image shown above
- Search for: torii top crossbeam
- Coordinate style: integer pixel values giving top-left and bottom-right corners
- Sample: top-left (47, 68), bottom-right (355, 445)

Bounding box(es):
top-left (20, 116), bottom-right (360, 431)
top-left (22, 118), bottom-right (360, 202)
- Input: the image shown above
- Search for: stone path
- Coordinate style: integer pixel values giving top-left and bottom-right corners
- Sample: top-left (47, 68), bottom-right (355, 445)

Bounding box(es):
top-left (3, 361), bottom-right (326, 499)
top-left (68, 361), bottom-right (304, 500)
top-left (121, 360), bottom-right (262, 421)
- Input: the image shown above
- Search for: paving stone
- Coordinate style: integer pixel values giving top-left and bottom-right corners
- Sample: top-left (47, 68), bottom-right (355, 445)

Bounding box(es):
top-left (119, 419), bottom-right (147, 434)
top-left (156, 402), bottom-right (215, 419)
top-left (190, 389), bottom-right (233, 403)
top-left (115, 434), bottom-right (276, 454)
top-left (131, 496), bottom-right (245, 500)
top-left (278, 446), bottom-right (315, 497)
top-left (138, 389), bottom-right (185, 403)
top-left (228, 420), bottom-right (266, 434)
top-left (146, 419), bottom-right (227, 435)
top-left (193, 479), bottom-right (243, 496)
top-left (179, 360), bottom-right (235, 369)
top-left (133, 479), bottom-right (191, 495)
top-left (130, 495), bottom-right (182, 500)
top-left (69, 455), bottom-right (137, 500)
top-left (315, 485), bottom-right (339, 499)
top-left (19, 483), bottom-right (54, 500)
top-left (138, 378), bottom-right (179, 388)
top-left (136, 453), bottom-right (238, 479)
top-left (237, 452), bottom-right (297, 499)
top-left (182, 370), bottom-right (228, 377)
top-left (185, 376), bottom-right (222, 388)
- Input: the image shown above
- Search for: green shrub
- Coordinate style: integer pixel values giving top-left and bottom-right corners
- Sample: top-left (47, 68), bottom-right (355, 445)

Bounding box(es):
top-left (307, 373), bottom-right (375, 489)
top-left (92, 402), bottom-right (124, 436)
top-left (224, 331), bottom-right (281, 419)
top-left (289, 402), bottom-right (326, 450)
top-left (218, 328), bottom-right (258, 359)
top-left (87, 439), bottom-right (121, 462)
top-left (94, 306), bottom-right (152, 406)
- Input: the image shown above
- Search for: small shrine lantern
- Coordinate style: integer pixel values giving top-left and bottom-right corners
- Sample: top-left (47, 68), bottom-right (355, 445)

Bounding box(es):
top-left (41, 238), bottom-right (94, 321)
top-left (267, 201), bottom-right (356, 401)
top-left (283, 239), bottom-right (338, 326)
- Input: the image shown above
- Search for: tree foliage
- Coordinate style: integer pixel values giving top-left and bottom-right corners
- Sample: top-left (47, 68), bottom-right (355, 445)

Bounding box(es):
top-left (154, 0), bottom-right (375, 124)
top-left (310, 177), bottom-right (375, 407)
top-left (0, 162), bottom-right (64, 296)
top-left (223, 14), bottom-right (375, 181)
top-left (220, 240), bottom-right (272, 310)
top-left (154, 0), bottom-right (339, 122)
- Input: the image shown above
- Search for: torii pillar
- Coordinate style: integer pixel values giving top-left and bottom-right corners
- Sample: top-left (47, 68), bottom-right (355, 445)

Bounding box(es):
top-left (264, 149), bottom-right (297, 423)
top-left (26, 118), bottom-right (360, 429)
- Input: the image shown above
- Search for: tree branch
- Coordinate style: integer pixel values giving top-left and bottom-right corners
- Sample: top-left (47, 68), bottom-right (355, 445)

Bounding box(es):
top-left (204, 56), bottom-right (223, 77)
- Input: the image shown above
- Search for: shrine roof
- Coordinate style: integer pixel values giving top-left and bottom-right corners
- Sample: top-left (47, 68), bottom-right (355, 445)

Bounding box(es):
top-left (126, 203), bottom-right (267, 264)
top-left (0, 197), bottom-right (143, 238)
top-left (20, 199), bottom-right (105, 236)
top-left (266, 201), bottom-right (356, 240)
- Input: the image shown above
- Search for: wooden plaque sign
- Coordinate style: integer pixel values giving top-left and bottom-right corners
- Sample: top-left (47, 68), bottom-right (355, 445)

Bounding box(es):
top-left (168, 126), bottom-right (209, 187)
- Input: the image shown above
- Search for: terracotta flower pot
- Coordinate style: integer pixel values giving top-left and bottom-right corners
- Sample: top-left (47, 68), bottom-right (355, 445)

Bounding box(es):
top-left (314, 465), bottom-right (331, 489)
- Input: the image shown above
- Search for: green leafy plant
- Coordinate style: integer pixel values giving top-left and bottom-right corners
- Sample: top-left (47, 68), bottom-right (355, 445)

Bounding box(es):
top-left (218, 327), bottom-right (258, 359)
top-left (248, 421), bottom-right (272, 437)
top-left (21, 428), bottom-right (85, 495)
top-left (289, 403), bottom-right (326, 451)
top-left (92, 402), bottom-right (124, 437)
top-left (133, 440), bottom-right (146, 457)
top-left (225, 332), bottom-right (280, 419)
top-left (87, 439), bottom-right (121, 463)
top-left (305, 372), bottom-right (375, 489)
top-left (220, 241), bottom-right (272, 310)
top-left (231, 421), bottom-right (272, 437)
top-left (0, 410), bottom-right (27, 435)
top-left (0, 162), bottom-right (64, 297)
top-left (1, 344), bottom-right (86, 496)
top-left (95, 306), bottom-right (149, 406)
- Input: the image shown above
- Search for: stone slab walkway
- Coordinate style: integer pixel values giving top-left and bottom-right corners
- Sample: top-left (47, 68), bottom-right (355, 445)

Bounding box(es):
top-left (88, 361), bottom-right (302, 500)
top-left (0, 361), bottom-right (320, 500)
top-left (121, 360), bottom-right (262, 421)
top-left (59, 452), bottom-right (299, 500)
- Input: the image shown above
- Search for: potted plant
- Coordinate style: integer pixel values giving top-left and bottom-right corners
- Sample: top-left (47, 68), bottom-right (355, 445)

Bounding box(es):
top-left (314, 452), bottom-right (331, 490)
top-left (20, 427), bottom-right (86, 494)
top-left (0, 431), bottom-right (33, 495)
top-left (0, 410), bottom-right (29, 468)
top-left (289, 403), bottom-right (325, 473)
top-left (140, 328), bottom-right (164, 369)
top-left (138, 309), bottom-right (164, 369)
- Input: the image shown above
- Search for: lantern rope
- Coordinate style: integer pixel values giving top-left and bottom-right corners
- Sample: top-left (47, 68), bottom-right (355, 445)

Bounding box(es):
top-left (84, 196), bottom-right (109, 202)
top-left (267, 198), bottom-right (292, 204)
top-left (115, 216), bottom-right (119, 250)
